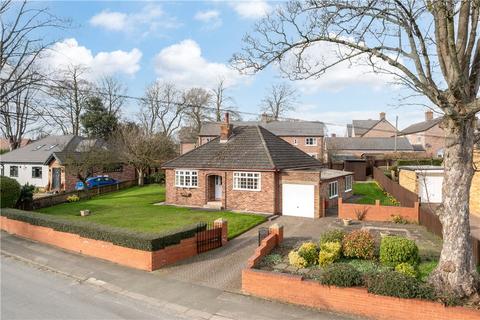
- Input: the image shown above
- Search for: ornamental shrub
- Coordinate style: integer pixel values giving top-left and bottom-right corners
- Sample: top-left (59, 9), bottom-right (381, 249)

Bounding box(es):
top-left (380, 236), bottom-right (419, 267)
top-left (319, 229), bottom-right (346, 246)
top-left (298, 242), bottom-right (318, 265)
top-left (288, 250), bottom-right (308, 268)
top-left (342, 230), bottom-right (375, 260)
top-left (366, 271), bottom-right (436, 300)
top-left (318, 242), bottom-right (341, 267)
top-left (320, 263), bottom-right (363, 287)
top-left (0, 176), bottom-right (21, 208)
top-left (395, 262), bottom-right (417, 277)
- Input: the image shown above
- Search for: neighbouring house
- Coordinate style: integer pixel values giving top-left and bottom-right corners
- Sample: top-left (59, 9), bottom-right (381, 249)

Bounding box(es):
top-left (0, 135), bottom-right (136, 192)
top-left (0, 138), bottom-right (32, 153)
top-left (181, 115), bottom-right (326, 161)
top-left (346, 112), bottom-right (397, 137)
top-left (177, 126), bottom-right (198, 155)
top-left (398, 111), bottom-right (445, 157)
top-left (162, 115), bottom-right (353, 218)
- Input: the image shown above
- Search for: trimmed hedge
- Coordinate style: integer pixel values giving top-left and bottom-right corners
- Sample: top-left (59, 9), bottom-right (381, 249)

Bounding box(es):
top-left (380, 236), bottom-right (419, 267)
top-left (0, 208), bottom-right (202, 251)
top-left (366, 271), bottom-right (436, 300)
top-left (321, 263), bottom-right (363, 287)
top-left (0, 176), bottom-right (21, 208)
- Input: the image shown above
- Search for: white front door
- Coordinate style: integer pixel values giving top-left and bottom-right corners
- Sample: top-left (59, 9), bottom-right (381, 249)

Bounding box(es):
top-left (282, 184), bottom-right (315, 218)
top-left (214, 176), bottom-right (222, 200)
top-left (418, 175), bottom-right (443, 203)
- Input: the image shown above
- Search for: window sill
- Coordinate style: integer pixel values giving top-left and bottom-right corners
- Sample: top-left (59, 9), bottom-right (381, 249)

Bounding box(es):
top-left (233, 188), bottom-right (261, 192)
top-left (345, 189), bottom-right (352, 192)
top-left (176, 186), bottom-right (199, 189)
top-left (329, 195), bottom-right (338, 199)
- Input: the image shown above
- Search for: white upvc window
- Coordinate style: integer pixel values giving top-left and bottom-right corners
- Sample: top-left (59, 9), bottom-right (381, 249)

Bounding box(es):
top-left (328, 181), bottom-right (338, 199)
top-left (175, 170), bottom-right (198, 188)
top-left (345, 175), bottom-right (353, 192)
top-left (233, 172), bottom-right (261, 191)
top-left (305, 137), bottom-right (317, 146)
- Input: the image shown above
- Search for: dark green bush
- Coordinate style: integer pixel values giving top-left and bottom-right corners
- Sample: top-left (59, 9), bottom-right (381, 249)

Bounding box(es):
top-left (366, 271), bottom-right (436, 300)
top-left (319, 229), bottom-right (346, 246)
top-left (148, 172), bottom-right (165, 184)
top-left (17, 184), bottom-right (35, 209)
top-left (0, 208), bottom-right (200, 251)
top-left (320, 263), bottom-right (363, 287)
top-left (342, 230), bottom-right (376, 260)
top-left (0, 176), bottom-right (21, 208)
top-left (396, 159), bottom-right (443, 167)
top-left (380, 236), bottom-right (419, 267)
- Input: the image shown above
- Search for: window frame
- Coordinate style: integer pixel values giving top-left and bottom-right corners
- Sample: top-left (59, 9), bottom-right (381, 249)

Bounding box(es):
top-left (305, 137), bottom-right (317, 146)
top-left (174, 170), bottom-right (198, 188)
top-left (9, 165), bottom-right (18, 177)
top-left (233, 172), bottom-right (261, 191)
top-left (345, 175), bottom-right (353, 192)
top-left (32, 166), bottom-right (42, 178)
top-left (328, 181), bottom-right (338, 199)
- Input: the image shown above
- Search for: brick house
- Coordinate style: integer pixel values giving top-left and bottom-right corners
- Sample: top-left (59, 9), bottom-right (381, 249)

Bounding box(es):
top-left (346, 112), bottom-right (397, 137)
top-left (182, 115), bottom-right (326, 161)
top-left (163, 115), bottom-right (353, 218)
top-left (1, 135), bottom-right (136, 192)
top-left (398, 111), bottom-right (445, 157)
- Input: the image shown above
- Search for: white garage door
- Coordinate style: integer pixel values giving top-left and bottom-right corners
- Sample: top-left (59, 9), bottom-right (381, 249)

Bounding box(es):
top-left (282, 184), bottom-right (315, 218)
top-left (418, 175), bottom-right (443, 203)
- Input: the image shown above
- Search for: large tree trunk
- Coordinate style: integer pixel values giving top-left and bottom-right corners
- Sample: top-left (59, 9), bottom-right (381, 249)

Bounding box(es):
top-left (137, 168), bottom-right (144, 186)
top-left (429, 115), bottom-right (479, 297)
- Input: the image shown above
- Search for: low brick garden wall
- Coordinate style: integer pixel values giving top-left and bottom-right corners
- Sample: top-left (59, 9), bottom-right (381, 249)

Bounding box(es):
top-left (338, 198), bottom-right (419, 223)
top-left (242, 224), bottom-right (480, 320)
top-left (0, 215), bottom-right (227, 271)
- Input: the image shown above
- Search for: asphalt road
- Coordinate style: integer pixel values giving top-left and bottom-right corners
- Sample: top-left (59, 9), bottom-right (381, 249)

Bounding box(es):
top-left (0, 256), bottom-right (184, 320)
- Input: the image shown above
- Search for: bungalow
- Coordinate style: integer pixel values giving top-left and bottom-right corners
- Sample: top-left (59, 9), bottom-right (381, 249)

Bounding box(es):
top-left (162, 115), bottom-right (353, 218)
top-left (0, 135), bottom-right (135, 191)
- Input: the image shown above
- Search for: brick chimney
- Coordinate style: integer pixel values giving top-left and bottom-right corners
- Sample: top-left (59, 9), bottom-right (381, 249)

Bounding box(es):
top-left (425, 110), bottom-right (433, 121)
top-left (379, 112), bottom-right (386, 120)
top-left (220, 112), bottom-right (232, 143)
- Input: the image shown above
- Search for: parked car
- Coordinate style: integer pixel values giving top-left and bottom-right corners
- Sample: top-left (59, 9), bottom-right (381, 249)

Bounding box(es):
top-left (75, 176), bottom-right (118, 190)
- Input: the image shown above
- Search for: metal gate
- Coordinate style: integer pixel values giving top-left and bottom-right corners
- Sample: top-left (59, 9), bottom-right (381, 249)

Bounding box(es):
top-left (196, 222), bottom-right (222, 253)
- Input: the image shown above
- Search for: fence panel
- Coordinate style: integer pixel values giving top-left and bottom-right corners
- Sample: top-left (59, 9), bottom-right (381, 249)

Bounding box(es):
top-left (373, 167), bottom-right (419, 207)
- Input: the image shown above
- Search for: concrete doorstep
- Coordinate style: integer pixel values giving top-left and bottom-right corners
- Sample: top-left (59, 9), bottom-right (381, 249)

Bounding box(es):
top-left (0, 232), bottom-right (359, 320)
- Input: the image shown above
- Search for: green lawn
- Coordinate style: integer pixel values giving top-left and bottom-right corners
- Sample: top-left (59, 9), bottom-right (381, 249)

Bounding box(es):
top-left (38, 185), bottom-right (267, 239)
top-left (352, 182), bottom-right (398, 206)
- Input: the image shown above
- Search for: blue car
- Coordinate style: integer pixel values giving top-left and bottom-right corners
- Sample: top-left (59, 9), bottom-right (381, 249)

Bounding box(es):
top-left (75, 176), bottom-right (118, 190)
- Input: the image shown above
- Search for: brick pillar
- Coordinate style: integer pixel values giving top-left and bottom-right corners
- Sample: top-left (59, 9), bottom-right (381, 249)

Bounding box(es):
top-left (269, 223), bottom-right (284, 245)
top-left (375, 199), bottom-right (380, 207)
top-left (214, 218), bottom-right (228, 246)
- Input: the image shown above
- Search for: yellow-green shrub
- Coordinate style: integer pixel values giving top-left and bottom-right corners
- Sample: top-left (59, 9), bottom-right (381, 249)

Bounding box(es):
top-left (395, 262), bottom-right (417, 277)
top-left (67, 195), bottom-right (80, 203)
top-left (319, 242), bottom-right (341, 267)
top-left (288, 250), bottom-right (308, 268)
top-left (297, 242), bottom-right (318, 265)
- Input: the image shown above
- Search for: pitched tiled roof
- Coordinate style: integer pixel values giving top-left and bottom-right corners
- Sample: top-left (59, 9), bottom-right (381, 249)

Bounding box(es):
top-left (399, 117), bottom-right (443, 135)
top-left (199, 120), bottom-right (325, 137)
top-left (351, 119), bottom-right (380, 136)
top-left (326, 137), bottom-right (414, 151)
top-left (162, 126), bottom-right (323, 170)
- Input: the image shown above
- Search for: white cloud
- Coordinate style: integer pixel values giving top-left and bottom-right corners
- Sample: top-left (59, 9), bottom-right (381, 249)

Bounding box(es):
top-left (89, 5), bottom-right (181, 36)
top-left (231, 0), bottom-right (271, 19)
top-left (281, 41), bottom-right (399, 93)
top-left (194, 9), bottom-right (222, 29)
top-left (43, 38), bottom-right (142, 79)
top-left (154, 39), bottom-right (246, 89)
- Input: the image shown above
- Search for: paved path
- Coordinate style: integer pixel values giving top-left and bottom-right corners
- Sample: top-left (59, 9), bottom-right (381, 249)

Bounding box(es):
top-left (0, 231), bottom-right (361, 320)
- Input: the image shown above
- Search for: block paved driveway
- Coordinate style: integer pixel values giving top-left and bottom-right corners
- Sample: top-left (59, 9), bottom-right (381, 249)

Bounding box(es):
top-left (153, 216), bottom-right (340, 292)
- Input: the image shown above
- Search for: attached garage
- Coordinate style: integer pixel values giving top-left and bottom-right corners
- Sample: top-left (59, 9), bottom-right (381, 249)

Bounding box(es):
top-left (282, 184), bottom-right (315, 218)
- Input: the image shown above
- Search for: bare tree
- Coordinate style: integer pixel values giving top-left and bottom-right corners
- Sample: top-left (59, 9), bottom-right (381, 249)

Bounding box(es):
top-left (97, 76), bottom-right (125, 118)
top-left (260, 83), bottom-right (297, 120)
top-left (114, 124), bottom-right (177, 186)
top-left (0, 71), bottom-right (39, 150)
top-left (211, 78), bottom-right (239, 122)
top-left (44, 65), bottom-right (91, 135)
top-left (0, 0), bottom-right (66, 104)
top-left (233, 1), bottom-right (480, 298)
top-left (183, 87), bottom-right (213, 133)
top-left (139, 81), bottom-right (184, 136)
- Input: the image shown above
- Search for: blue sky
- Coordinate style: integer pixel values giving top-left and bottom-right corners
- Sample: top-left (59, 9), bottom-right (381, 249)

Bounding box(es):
top-left (33, 1), bottom-right (431, 135)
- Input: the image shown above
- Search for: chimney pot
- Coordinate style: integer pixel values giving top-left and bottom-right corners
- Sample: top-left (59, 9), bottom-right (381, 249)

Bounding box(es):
top-left (379, 112), bottom-right (386, 120)
top-left (220, 112), bottom-right (232, 143)
top-left (425, 110), bottom-right (433, 121)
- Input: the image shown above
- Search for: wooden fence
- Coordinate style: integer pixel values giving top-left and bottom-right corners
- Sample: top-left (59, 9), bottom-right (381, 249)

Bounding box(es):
top-left (31, 180), bottom-right (138, 210)
top-left (373, 167), bottom-right (419, 207)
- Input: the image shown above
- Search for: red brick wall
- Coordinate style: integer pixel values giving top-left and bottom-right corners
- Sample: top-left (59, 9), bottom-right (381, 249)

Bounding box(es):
top-left (247, 224), bottom-right (284, 268)
top-left (338, 198), bottom-right (419, 222)
top-left (1, 216), bottom-right (226, 271)
top-left (242, 268), bottom-right (480, 320)
top-left (165, 169), bottom-right (278, 213)
top-left (280, 136), bottom-right (324, 161)
top-left (320, 176), bottom-right (353, 208)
